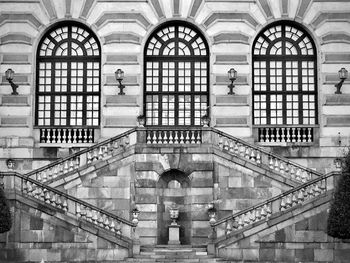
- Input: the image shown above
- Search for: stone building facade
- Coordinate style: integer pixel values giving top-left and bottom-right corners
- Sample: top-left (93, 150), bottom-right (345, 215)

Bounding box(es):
top-left (0, 0), bottom-right (350, 262)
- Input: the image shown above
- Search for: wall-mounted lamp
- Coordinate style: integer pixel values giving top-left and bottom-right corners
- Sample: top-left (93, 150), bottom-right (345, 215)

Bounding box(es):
top-left (5, 68), bottom-right (19, 95)
top-left (335, 67), bottom-right (348, 94)
top-left (227, 68), bottom-right (237, 95)
top-left (115, 69), bottom-right (125, 95)
top-left (6, 158), bottom-right (16, 170)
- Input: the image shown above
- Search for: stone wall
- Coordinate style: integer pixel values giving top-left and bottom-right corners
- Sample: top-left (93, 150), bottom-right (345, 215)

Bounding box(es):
top-left (0, 195), bottom-right (129, 263)
top-left (218, 192), bottom-right (350, 262)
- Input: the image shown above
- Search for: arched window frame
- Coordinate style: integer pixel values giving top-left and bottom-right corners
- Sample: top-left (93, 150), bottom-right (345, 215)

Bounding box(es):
top-left (252, 21), bottom-right (318, 143)
top-left (35, 22), bottom-right (101, 132)
top-left (143, 22), bottom-right (210, 126)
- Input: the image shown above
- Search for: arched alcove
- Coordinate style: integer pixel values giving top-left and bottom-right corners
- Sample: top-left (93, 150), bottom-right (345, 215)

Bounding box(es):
top-left (157, 169), bottom-right (191, 245)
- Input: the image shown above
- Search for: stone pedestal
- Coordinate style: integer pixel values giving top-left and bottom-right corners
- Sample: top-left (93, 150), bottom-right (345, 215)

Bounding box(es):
top-left (168, 224), bottom-right (180, 245)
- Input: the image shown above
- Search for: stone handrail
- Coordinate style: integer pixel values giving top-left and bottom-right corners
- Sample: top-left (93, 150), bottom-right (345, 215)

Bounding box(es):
top-left (209, 128), bottom-right (323, 183)
top-left (26, 128), bottom-right (137, 183)
top-left (1, 171), bottom-right (137, 244)
top-left (210, 171), bottom-right (338, 241)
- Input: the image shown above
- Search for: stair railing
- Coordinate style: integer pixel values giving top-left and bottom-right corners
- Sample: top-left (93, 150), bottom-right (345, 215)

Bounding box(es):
top-left (209, 171), bottom-right (338, 243)
top-left (25, 128), bottom-right (137, 184)
top-left (208, 128), bottom-right (323, 183)
top-left (1, 171), bottom-right (137, 246)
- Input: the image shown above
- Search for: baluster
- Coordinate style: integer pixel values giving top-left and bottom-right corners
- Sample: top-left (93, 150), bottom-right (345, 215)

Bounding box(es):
top-left (115, 221), bottom-right (122, 235)
top-left (72, 129), bottom-right (77, 143)
top-left (69, 159), bottom-right (75, 171)
top-left (67, 129), bottom-right (72, 143)
top-left (92, 210), bottom-right (98, 224)
top-left (280, 197), bottom-right (287, 211)
top-left (296, 128), bottom-right (301, 142)
top-left (256, 207), bottom-right (261, 220)
top-left (270, 128), bottom-right (275, 143)
top-left (86, 209), bottom-right (92, 221)
top-left (286, 128), bottom-right (291, 143)
top-left (87, 151), bottom-right (93, 164)
top-left (146, 132), bottom-right (151, 144)
top-left (307, 128), bottom-right (312, 142)
top-left (98, 147), bottom-right (103, 159)
top-left (57, 129), bottom-right (62, 143)
top-left (98, 213), bottom-right (104, 227)
top-left (89, 129), bottom-right (93, 143)
top-left (125, 135), bottom-right (130, 146)
top-left (269, 157), bottom-right (274, 169)
top-left (291, 128), bottom-right (296, 142)
top-left (302, 128), bottom-right (307, 142)
top-left (62, 129), bottom-right (67, 143)
top-left (76, 204), bottom-right (81, 216)
top-left (37, 172), bottom-right (42, 182)
top-left (163, 131), bottom-right (169, 144)
top-left (290, 167), bottom-right (296, 180)
top-left (190, 131), bottom-right (195, 144)
top-left (295, 169), bottom-right (301, 181)
top-left (224, 140), bottom-right (229, 150)
top-left (292, 192), bottom-right (298, 205)
top-left (274, 159), bottom-right (280, 171)
top-left (152, 132), bottom-right (157, 144)
top-left (196, 131), bottom-right (201, 144)
top-left (185, 131), bottom-right (190, 144)
top-left (234, 142), bottom-right (239, 154)
top-left (297, 189), bottom-right (304, 203)
top-left (169, 131), bottom-right (174, 144)
top-left (63, 161), bottom-right (69, 173)
top-left (245, 148), bottom-right (250, 159)
top-left (62, 199), bottom-right (68, 211)
top-left (281, 128), bottom-right (285, 143)
top-left (50, 193), bottom-right (56, 205)
top-left (104, 217), bottom-right (110, 229)
top-left (229, 141), bottom-right (234, 152)
top-left (93, 148), bottom-right (98, 160)
top-left (56, 195), bottom-right (62, 209)
top-left (279, 162), bottom-right (285, 175)
top-left (276, 127), bottom-right (280, 142)
top-left (78, 129), bottom-right (82, 143)
top-left (83, 129), bottom-right (88, 143)
top-left (47, 129), bottom-right (51, 143)
top-left (218, 135), bottom-right (223, 149)
top-left (249, 210), bottom-right (256, 223)
top-left (226, 220), bottom-right (232, 236)
top-left (45, 191), bottom-right (51, 203)
top-left (158, 131), bottom-right (163, 144)
top-left (51, 129), bottom-right (56, 143)
top-left (110, 220), bottom-right (115, 232)
top-left (179, 131), bottom-right (184, 144)
top-left (259, 128), bottom-right (264, 142)
top-left (174, 131), bottom-right (179, 144)
top-left (286, 194), bottom-right (292, 208)
top-left (239, 144), bottom-right (245, 157)
top-left (256, 152), bottom-right (261, 164)
top-left (250, 150), bottom-right (256, 162)
top-left (42, 171), bottom-right (47, 182)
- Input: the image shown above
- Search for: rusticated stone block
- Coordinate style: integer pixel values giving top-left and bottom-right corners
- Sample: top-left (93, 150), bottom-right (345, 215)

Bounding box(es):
top-left (29, 216), bottom-right (43, 230)
top-left (315, 248), bottom-right (334, 261)
top-left (275, 249), bottom-right (295, 261)
top-left (242, 249), bottom-right (259, 261)
top-left (295, 248), bottom-right (314, 261)
top-left (334, 249), bottom-right (350, 262)
top-left (259, 248), bottom-right (275, 261)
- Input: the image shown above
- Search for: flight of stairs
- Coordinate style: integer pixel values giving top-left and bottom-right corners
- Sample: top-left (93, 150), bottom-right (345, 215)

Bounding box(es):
top-left (118, 246), bottom-right (228, 263)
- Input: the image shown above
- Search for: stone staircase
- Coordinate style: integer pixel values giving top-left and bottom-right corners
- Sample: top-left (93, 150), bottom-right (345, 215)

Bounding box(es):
top-left (118, 246), bottom-right (228, 263)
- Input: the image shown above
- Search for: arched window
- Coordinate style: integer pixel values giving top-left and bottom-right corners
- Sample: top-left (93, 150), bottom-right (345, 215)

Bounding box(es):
top-left (144, 22), bottom-right (209, 126)
top-left (252, 22), bottom-right (317, 142)
top-left (35, 22), bottom-right (101, 142)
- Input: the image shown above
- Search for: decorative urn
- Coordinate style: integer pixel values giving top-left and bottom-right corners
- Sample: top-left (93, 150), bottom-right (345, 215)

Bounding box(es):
top-left (169, 203), bottom-right (179, 225)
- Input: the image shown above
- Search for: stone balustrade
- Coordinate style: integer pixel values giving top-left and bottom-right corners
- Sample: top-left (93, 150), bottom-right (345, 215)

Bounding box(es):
top-left (40, 127), bottom-right (95, 144)
top-left (145, 128), bottom-right (202, 144)
top-left (213, 130), bottom-right (321, 183)
top-left (1, 172), bottom-right (136, 240)
top-left (211, 172), bottom-right (336, 239)
top-left (257, 126), bottom-right (314, 143)
top-left (27, 129), bottom-right (137, 183)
